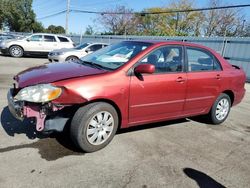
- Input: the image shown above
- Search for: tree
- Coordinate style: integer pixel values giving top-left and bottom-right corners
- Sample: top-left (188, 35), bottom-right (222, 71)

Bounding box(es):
top-left (169, 0), bottom-right (204, 36)
top-left (32, 21), bottom-right (45, 32)
top-left (134, 0), bottom-right (204, 36)
top-left (0, 0), bottom-right (45, 32)
top-left (46, 25), bottom-right (65, 34)
top-left (84, 25), bottom-right (94, 35)
top-left (134, 8), bottom-right (176, 36)
top-left (97, 5), bottom-right (137, 35)
top-left (202, 0), bottom-right (245, 37)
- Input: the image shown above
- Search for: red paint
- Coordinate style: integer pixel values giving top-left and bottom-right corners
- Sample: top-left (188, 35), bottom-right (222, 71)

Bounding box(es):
top-left (135, 64), bottom-right (155, 74)
top-left (14, 61), bottom-right (107, 88)
top-left (15, 41), bottom-right (246, 130)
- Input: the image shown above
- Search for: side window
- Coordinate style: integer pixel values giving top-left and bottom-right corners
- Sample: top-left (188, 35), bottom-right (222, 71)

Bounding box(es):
top-left (139, 46), bottom-right (183, 73)
top-left (89, 44), bottom-right (103, 51)
top-left (187, 47), bottom-right (222, 71)
top-left (58, 37), bottom-right (69, 42)
top-left (29, 35), bottom-right (43, 42)
top-left (44, 35), bottom-right (56, 42)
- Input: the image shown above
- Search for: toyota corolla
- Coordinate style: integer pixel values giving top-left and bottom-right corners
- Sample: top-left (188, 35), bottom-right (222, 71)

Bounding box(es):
top-left (7, 41), bottom-right (246, 152)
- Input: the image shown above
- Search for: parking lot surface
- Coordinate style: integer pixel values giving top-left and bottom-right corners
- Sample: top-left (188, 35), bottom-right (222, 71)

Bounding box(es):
top-left (0, 54), bottom-right (250, 188)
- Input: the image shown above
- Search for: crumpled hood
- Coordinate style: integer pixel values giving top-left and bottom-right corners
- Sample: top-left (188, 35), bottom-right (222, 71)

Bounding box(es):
top-left (14, 61), bottom-right (107, 88)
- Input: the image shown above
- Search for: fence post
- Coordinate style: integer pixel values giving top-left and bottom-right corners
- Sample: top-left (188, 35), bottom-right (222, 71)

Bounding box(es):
top-left (221, 38), bottom-right (227, 57)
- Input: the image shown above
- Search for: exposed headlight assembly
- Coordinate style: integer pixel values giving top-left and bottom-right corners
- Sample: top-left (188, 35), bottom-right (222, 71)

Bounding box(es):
top-left (14, 84), bottom-right (62, 103)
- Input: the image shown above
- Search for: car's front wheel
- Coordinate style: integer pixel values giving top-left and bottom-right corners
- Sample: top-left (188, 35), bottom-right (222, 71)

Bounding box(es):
top-left (70, 102), bottom-right (119, 152)
top-left (65, 56), bottom-right (78, 62)
top-left (9, 45), bottom-right (24, 57)
top-left (209, 93), bottom-right (231, 124)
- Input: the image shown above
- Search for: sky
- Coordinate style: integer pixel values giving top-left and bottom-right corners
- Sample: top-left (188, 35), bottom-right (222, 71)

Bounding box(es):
top-left (32, 0), bottom-right (250, 34)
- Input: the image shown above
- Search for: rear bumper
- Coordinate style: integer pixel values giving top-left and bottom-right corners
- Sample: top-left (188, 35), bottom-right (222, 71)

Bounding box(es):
top-left (233, 88), bottom-right (246, 106)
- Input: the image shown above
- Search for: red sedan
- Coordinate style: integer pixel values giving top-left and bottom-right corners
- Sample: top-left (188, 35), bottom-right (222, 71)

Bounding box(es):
top-left (8, 41), bottom-right (246, 152)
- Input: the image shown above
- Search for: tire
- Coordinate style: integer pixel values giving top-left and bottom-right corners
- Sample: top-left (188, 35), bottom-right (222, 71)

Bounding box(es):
top-left (9, 45), bottom-right (24, 57)
top-left (209, 93), bottom-right (231, 124)
top-left (70, 102), bottom-right (119, 152)
top-left (65, 56), bottom-right (78, 62)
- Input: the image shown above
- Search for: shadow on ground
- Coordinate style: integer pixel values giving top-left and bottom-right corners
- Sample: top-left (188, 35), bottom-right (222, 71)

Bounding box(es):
top-left (0, 53), bottom-right (48, 59)
top-left (183, 168), bottom-right (226, 188)
top-left (1, 106), bottom-right (189, 161)
top-left (0, 107), bottom-right (82, 161)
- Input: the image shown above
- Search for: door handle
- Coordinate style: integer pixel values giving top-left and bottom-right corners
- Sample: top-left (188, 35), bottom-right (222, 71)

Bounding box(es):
top-left (176, 77), bottom-right (185, 83)
top-left (215, 74), bottom-right (221, 80)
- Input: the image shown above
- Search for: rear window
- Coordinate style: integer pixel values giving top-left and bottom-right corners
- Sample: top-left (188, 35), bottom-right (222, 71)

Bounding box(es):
top-left (58, 37), bottom-right (69, 42)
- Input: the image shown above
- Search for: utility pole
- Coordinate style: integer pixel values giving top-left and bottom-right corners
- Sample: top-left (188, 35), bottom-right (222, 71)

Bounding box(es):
top-left (65, 0), bottom-right (70, 35)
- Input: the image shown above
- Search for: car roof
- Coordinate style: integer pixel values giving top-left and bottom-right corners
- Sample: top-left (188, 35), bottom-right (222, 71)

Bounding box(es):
top-left (31, 33), bottom-right (70, 38)
top-left (124, 40), bottom-right (211, 50)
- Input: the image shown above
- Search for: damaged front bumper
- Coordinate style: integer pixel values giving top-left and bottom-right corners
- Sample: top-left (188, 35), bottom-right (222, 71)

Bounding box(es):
top-left (7, 89), bottom-right (69, 132)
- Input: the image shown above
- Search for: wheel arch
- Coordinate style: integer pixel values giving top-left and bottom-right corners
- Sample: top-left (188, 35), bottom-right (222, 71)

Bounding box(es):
top-left (76, 98), bottom-right (122, 129)
top-left (9, 44), bottom-right (24, 51)
top-left (222, 90), bottom-right (234, 106)
top-left (9, 44), bottom-right (25, 55)
top-left (66, 55), bottom-right (79, 61)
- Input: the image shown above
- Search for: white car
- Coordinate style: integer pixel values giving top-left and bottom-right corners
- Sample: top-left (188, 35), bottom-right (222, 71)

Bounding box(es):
top-left (48, 43), bottom-right (108, 62)
top-left (0, 33), bottom-right (74, 57)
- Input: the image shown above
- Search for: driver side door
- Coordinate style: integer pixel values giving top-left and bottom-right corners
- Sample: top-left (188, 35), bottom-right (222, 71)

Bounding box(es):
top-left (128, 45), bottom-right (187, 125)
top-left (23, 34), bottom-right (44, 52)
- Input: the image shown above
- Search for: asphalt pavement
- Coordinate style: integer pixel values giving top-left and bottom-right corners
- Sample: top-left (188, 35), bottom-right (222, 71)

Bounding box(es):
top-left (0, 54), bottom-right (250, 188)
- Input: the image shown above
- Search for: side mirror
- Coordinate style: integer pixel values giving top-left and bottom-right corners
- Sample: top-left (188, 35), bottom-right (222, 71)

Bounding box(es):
top-left (26, 38), bottom-right (30, 42)
top-left (85, 48), bottom-right (92, 53)
top-left (134, 64), bottom-right (155, 74)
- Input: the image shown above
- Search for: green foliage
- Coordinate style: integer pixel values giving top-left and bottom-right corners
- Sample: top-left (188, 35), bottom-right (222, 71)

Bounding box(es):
top-left (0, 0), bottom-right (45, 32)
top-left (97, 0), bottom-right (247, 37)
top-left (46, 25), bottom-right (65, 34)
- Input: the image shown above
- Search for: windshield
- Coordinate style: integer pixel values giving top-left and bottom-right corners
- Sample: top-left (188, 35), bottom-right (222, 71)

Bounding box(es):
top-left (75, 43), bottom-right (89, 50)
top-left (80, 41), bottom-right (152, 70)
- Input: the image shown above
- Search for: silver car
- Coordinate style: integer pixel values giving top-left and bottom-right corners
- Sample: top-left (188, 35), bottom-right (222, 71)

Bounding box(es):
top-left (48, 43), bottom-right (108, 62)
top-left (0, 33), bottom-right (74, 57)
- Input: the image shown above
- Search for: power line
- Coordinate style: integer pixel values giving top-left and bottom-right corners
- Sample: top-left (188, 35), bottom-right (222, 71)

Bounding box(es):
top-left (72, 4), bottom-right (250, 15)
top-left (37, 4), bottom-right (250, 20)
top-left (37, 10), bottom-right (67, 20)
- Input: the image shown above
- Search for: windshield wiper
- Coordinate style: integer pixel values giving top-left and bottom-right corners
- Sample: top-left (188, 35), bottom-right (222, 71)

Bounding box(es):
top-left (80, 60), bottom-right (112, 70)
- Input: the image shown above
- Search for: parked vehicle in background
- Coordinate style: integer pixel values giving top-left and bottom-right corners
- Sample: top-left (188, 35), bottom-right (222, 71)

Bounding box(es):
top-left (7, 41), bottom-right (246, 152)
top-left (0, 33), bottom-right (74, 57)
top-left (48, 42), bottom-right (108, 62)
top-left (0, 33), bottom-right (16, 42)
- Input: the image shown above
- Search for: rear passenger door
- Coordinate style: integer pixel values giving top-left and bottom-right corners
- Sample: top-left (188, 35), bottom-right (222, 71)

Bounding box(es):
top-left (57, 36), bottom-right (73, 48)
top-left (43, 35), bottom-right (58, 52)
top-left (184, 47), bottom-right (223, 115)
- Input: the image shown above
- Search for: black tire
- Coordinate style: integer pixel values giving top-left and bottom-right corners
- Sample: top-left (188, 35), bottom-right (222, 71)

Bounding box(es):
top-left (208, 93), bottom-right (231, 125)
top-left (70, 102), bottom-right (119, 152)
top-left (9, 45), bottom-right (24, 57)
top-left (65, 56), bottom-right (78, 62)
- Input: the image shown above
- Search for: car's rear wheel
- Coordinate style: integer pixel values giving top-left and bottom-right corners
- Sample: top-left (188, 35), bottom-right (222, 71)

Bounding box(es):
top-left (70, 102), bottom-right (118, 152)
top-left (9, 45), bottom-right (23, 57)
top-left (66, 56), bottom-right (78, 62)
top-left (209, 93), bottom-right (231, 124)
